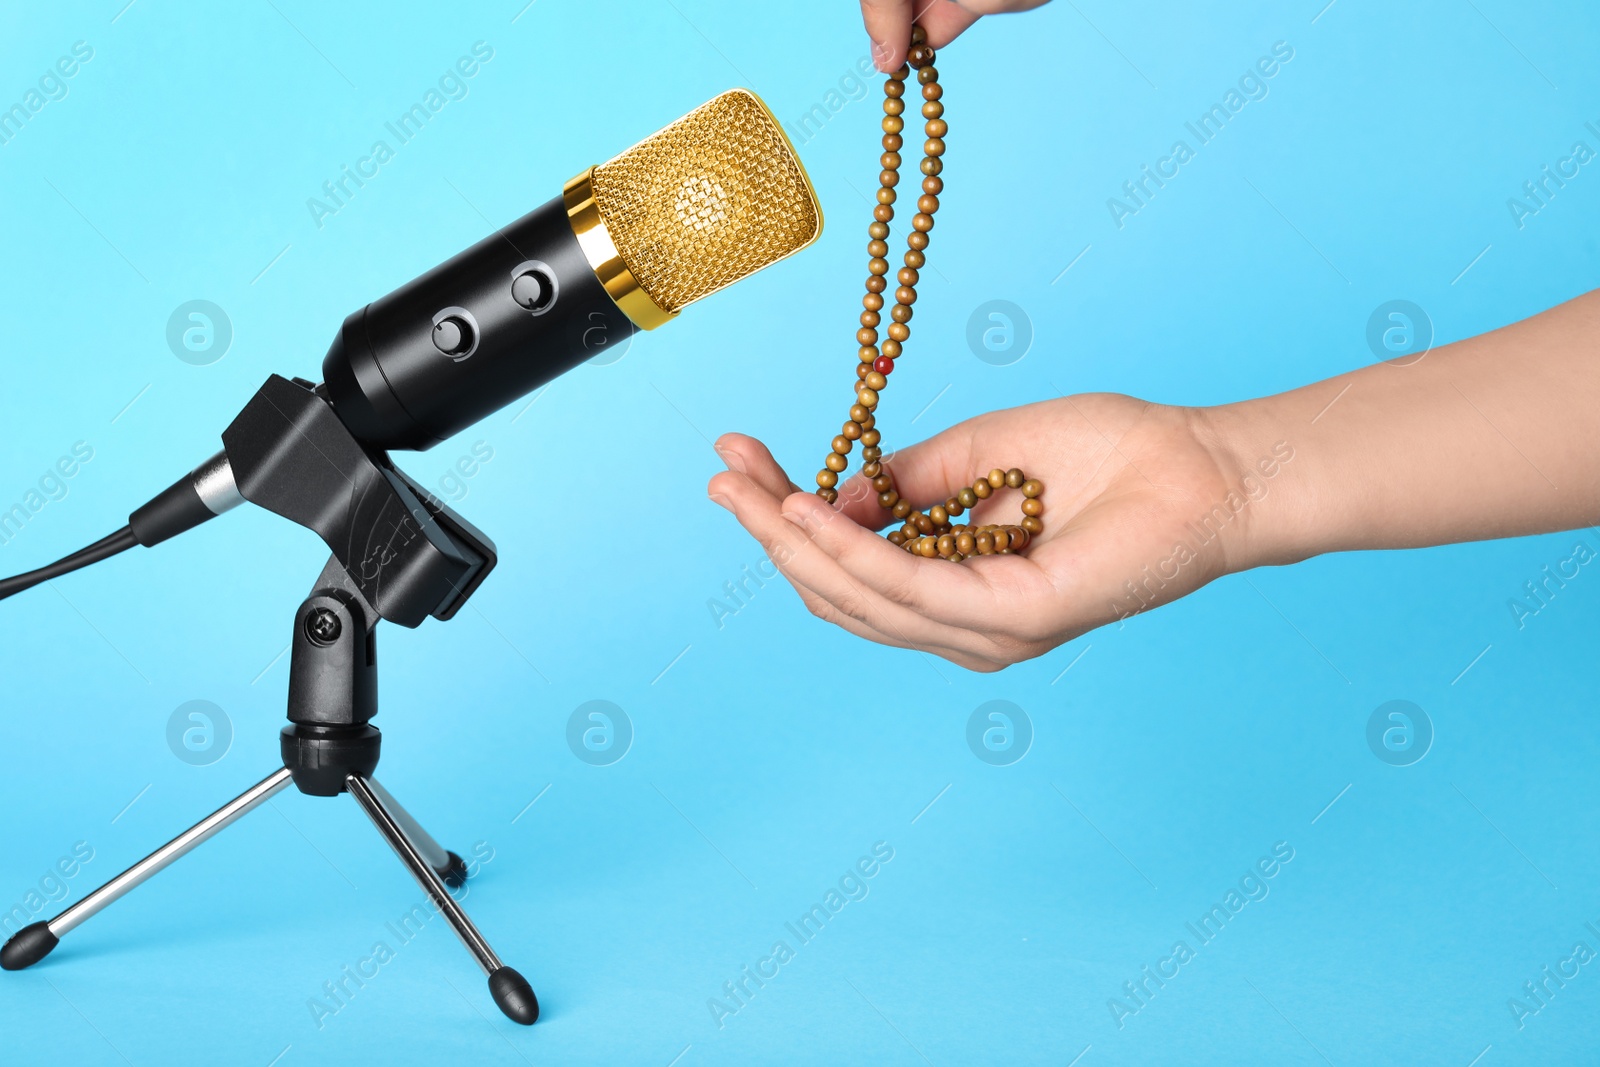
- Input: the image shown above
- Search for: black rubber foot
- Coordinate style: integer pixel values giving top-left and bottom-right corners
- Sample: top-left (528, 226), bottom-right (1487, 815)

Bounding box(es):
top-left (489, 966), bottom-right (539, 1025)
top-left (438, 851), bottom-right (469, 889)
top-left (1, 922), bottom-right (59, 971)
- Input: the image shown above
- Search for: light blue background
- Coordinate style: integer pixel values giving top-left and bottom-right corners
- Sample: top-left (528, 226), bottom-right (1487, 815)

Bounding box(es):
top-left (2, 1), bottom-right (1597, 1064)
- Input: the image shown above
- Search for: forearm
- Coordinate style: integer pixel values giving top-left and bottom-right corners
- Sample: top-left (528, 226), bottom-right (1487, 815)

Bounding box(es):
top-left (1209, 289), bottom-right (1600, 570)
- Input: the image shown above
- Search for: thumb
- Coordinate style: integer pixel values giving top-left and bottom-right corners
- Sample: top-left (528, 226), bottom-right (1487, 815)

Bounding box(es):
top-left (835, 419), bottom-right (976, 529)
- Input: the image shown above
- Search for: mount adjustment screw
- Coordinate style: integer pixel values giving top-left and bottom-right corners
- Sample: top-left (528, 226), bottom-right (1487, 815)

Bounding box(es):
top-left (305, 607), bottom-right (342, 646)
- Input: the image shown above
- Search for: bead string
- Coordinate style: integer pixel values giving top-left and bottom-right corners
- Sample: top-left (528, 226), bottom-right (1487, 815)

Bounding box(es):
top-left (813, 25), bottom-right (1044, 562)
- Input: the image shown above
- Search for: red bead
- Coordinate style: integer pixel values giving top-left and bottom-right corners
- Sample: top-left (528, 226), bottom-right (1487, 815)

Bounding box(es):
top-left (873, 356), bottom-right (894, 375)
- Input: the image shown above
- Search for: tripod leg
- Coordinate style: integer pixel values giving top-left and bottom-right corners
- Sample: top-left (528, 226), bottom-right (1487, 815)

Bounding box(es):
top-left (346, 774), bottom-right (538, 1025)
top-left (364, 778), bottom-right (470, 888)
top-left (1, 767), bottom-right (294, 971)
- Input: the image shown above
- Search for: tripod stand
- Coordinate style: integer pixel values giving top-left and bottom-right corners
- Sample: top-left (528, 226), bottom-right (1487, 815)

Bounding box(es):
top-left (0, 376), bottom-right (539, 1024)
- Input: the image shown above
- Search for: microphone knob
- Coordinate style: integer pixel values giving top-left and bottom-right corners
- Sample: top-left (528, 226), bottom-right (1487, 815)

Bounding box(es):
top-left (432, 315), bottom-right (474, 357)
top-left (511, 266), bottom-right (555, 312)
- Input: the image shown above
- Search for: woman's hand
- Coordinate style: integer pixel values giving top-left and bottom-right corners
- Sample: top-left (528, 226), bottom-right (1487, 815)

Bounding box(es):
top-left (860, 0), bottom-right (1055, 71)
top-left (707, 394), bottom-right (1255, 671)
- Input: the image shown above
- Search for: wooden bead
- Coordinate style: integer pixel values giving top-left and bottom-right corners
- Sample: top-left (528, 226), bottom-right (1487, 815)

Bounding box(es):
top-left (818, 487), bottom-right (838, 504)
top-left (838, 52), bottom-right (1045, 561)
top-left (817, 469), bottom-right (838, 488)
top-left (910, 23), bottom-right (927, 45)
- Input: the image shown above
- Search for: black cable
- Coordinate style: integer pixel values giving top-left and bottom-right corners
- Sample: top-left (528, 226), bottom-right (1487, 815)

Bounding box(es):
top-left (0, 526), bottom-right (140, 602)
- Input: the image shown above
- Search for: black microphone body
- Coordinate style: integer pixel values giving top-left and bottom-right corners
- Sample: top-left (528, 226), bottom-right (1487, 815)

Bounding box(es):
top-left (323, 194), bottom-right (633, 452)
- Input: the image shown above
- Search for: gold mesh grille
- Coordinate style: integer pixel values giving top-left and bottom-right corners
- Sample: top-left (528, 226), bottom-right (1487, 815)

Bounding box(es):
top-left (591, 89), bottom-right (822, 314)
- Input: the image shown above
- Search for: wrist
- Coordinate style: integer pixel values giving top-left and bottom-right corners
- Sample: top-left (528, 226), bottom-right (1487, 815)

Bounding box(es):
top-left (1190, 400), bottom-right (1313, 574)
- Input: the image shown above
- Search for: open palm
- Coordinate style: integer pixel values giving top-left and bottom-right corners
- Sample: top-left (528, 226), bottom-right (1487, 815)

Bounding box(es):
top-left (708, 393), bottom-right (1254, 671)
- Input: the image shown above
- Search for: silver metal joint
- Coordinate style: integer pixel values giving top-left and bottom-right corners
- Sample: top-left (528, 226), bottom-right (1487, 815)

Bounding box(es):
top-left (191, 450), bottom-right (244, 516)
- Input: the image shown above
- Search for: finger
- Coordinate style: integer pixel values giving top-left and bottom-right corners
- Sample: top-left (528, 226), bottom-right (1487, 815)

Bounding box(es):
top-left (782, 489), bottom-right (1056, 645)
top-left (714, 432), bottom-right (799, 498)
top-left (712, 467), bottom-right (1003, 658)
top-left (859, 0), bottom-right (914, 71)
top-left (956, 0), bottom-right (1054, 16)
top-left (915, 1), bottom-right (982, 49)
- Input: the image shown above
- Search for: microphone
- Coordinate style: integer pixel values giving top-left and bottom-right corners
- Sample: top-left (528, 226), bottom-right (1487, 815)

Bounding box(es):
top-left (0, 89), bottom-right (822, 603)
top-left (326, 87), bottom-right (823, 451)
